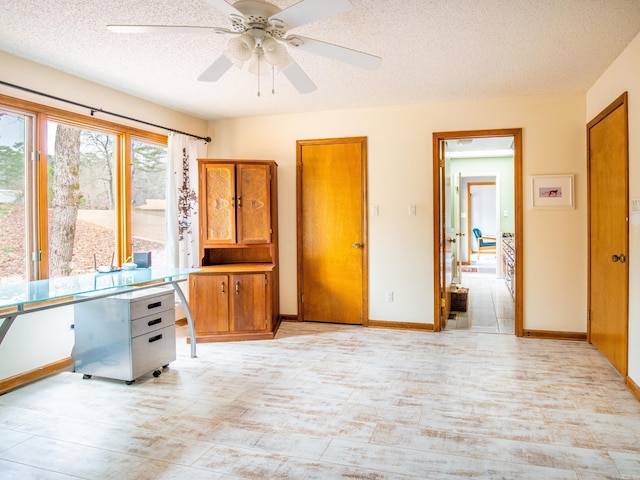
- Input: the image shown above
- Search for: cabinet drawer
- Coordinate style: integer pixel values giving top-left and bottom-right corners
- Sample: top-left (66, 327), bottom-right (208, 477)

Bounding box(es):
top-left (129, 291), bottom-right (174, 319)
top-left (131, 324), bottom-right (176, 379)
top-left (131, 309), bottom-right (175, 338)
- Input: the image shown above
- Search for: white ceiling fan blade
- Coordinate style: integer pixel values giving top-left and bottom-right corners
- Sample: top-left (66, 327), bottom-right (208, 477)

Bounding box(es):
top-left (107, 25), bottom-right (232, 34)
top-left (269, 0), bottom-right (352, 30)
top-left (198, 55), bottom-right (234, 82)
top-left (203, 0), bottom-right (245, 18)
top-left (281, 60), bottom-right (317, 94)
top-left (284, 35), bottom-right (381, 70)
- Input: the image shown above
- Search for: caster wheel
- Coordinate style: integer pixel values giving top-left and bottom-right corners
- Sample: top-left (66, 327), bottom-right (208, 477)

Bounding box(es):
top-left (125, 380), bottom-right (135, 385)
top-left (162, 364), bottom-right (169, 369)
top-left (82, 374), bottom-right (92, 380)
top-left (153, 370), bottom-right (161, 378)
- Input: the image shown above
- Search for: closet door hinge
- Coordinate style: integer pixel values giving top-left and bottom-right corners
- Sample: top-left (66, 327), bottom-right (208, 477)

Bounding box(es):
top-left (30, 151), bottom-right (41, 162)
top-left (439, 159), bottom-right (445, 168)
top-left (31, 251), bottom-right (42, 262)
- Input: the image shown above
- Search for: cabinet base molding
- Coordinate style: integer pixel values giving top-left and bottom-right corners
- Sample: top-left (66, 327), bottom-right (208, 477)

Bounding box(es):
top-left (626, 376), bottom-right (640, 403)
top-left (280, 314), bottom-right (301, 322)
top-left (0, 357), bottom-right (74, 395)
top-left (522, 329), bottom-right (586, 341)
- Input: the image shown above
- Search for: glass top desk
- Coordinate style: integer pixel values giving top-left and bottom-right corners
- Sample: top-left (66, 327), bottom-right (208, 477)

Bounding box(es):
top-left (0, 267), bottom-right (199, 358)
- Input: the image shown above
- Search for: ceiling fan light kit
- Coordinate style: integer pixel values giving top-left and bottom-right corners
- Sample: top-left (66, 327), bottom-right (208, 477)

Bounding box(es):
top-left (108, 0), bottom-right (381, 95)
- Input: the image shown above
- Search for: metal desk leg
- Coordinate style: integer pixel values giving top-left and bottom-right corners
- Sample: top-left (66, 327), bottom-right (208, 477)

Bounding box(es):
top-left (0, 313), bottom-right (18, 345)
top-left (171, 282), bottom-right (196, 358)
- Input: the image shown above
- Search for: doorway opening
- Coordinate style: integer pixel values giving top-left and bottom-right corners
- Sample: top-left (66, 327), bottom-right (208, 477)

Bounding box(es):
top-left (433, 129), bottom-right (523, 336)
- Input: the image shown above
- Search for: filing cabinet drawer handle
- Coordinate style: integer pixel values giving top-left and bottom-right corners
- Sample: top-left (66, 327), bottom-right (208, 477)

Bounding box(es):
top-left (148, 318), bottom-right (162, 327)
top-left (148, 334), bottom-right (163, 343)
top-left (147, 301), bottom-right (162, 310)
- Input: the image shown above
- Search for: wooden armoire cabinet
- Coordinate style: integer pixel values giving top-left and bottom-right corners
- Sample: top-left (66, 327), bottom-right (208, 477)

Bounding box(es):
top-left (189, 159), bottom-right (279, 342)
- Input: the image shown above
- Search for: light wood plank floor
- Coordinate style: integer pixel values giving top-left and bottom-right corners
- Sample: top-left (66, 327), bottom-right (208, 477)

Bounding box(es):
top-left (1, 322), bottom-right (639, 479)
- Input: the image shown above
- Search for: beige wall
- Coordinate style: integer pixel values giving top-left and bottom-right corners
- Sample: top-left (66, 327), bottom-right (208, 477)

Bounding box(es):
top-left (208, 93), bottom-right (587, 331)
top-left (0, 52), bottom-right (208, 379)
top-left (0, 49), bottom-right (597, 377)
top-left (587, 31), bottom-right (640, 385)
top-left (0, 51), bottom-right (208, 138)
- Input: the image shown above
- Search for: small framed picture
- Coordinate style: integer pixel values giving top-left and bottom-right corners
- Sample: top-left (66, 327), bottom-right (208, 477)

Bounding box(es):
top-left (530, 174), bottom-right (574, 209)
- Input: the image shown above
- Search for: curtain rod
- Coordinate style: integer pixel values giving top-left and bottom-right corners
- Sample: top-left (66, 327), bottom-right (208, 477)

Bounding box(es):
top-left (0, 80), bottom-right (211, 143)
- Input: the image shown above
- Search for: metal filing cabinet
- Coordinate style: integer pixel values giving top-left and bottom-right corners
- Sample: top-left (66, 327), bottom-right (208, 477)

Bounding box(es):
top-left (72, 287), bottom-right (176, 384)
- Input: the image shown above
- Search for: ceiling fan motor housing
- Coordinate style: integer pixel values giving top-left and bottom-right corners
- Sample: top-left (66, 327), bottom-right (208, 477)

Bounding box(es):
top-left (230, 0), bottom-right (288, 38)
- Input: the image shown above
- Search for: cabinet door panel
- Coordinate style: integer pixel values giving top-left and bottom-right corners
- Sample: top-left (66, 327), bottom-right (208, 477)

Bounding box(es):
top-left (203, 164), bottom-right (236, 245)
top-left (191, 274), bottom-right (230, 335)
top-left (231, 273), bottom-right (267, 332)
top-left (237, 164), bottom-right (271, 244)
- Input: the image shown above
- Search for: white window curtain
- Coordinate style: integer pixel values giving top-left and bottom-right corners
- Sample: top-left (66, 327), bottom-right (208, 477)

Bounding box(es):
top-left (165, 133), bottom-right (205, 269)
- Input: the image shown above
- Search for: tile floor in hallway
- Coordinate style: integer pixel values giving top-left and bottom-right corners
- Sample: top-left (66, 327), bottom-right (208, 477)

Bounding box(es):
top-left (1, 321), bottom-right (640, 479)
top-left (447, 257), bottom-right (515, 335)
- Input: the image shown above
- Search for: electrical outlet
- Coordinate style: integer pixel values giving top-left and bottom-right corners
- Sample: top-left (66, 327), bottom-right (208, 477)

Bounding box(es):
top-left (386, 291), bottom-right (394, 302)
top-left (409, 204), bottom-right (416, 216)
top-left (372, 205), bottom-right (379, 216)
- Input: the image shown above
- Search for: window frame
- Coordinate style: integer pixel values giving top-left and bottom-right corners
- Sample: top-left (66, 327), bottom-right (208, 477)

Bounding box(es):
top-left (0, 93), bottom-right (168, 281)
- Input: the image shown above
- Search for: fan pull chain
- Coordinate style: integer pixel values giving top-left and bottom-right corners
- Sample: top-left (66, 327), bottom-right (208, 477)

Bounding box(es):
top-left (272, 65), bottom-right (275, 95)
top-left (257, 58), bottom-right (261, 97)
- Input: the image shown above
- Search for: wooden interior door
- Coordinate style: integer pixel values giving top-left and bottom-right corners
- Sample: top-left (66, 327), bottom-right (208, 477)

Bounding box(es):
top-left (453, 172), bottom-right (462, 282)
top-left (297, 137), bottom-right (367, 324)
top-left (440, 140), bottom-right (453, 327)
top-left (587, 92), bottom-right (629, 377)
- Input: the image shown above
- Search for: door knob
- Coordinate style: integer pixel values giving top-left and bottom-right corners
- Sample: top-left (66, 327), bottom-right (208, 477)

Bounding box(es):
top-left (448, 238), bottom-right (456, 243)
top-left (612, 253), bottom-right (627, 263)
top-left (352, 242), bottom-right (363, 249)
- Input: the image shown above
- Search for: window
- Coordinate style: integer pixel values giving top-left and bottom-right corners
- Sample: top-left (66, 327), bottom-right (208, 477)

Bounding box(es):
top-left (0, 108), bottom-right (36, 285)
top-left (48, 121), bottom-right (118, 277)
top-left (130, 138), bottom-right (168, 268)
top-left (0, 95), bottom-right (167, 285)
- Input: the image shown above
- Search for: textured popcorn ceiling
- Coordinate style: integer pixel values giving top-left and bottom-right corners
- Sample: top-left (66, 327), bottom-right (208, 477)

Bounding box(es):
top-left (1, 0), bottom-right (640, 120)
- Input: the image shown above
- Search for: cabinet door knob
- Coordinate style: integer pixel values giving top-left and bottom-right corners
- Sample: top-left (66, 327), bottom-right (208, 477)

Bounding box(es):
top-left (235, 281), bottom-right (240, 294)
top-left (352, 242), bottom-right (363, 249)
top-left (221, 281), bottom-right (225, 293)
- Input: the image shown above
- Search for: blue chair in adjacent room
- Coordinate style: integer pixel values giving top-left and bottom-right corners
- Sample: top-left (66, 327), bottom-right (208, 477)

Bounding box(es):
top-left (472, 228), bottom-right (496, 260)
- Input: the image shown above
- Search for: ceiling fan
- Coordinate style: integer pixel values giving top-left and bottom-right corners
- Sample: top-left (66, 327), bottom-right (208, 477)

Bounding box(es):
top-left (107, 0), bottom-right (381, 95)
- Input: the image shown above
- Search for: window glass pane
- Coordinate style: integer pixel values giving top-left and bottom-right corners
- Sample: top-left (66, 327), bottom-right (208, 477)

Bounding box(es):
top-left (130, 139), bottom-right (167, 268)
top-left (0, 110), bottom-right (29, 285)
top-left (48, 121), bottom-right (116, 277)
